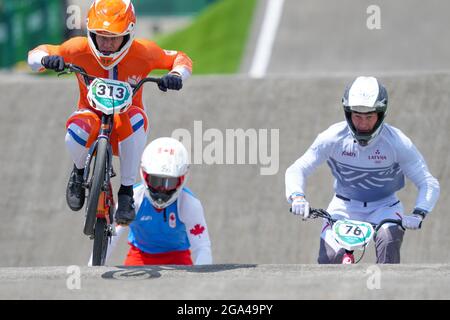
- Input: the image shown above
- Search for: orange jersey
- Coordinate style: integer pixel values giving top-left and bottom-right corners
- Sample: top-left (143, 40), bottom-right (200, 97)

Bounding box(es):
top-left (28, 37), bottom-right (192, 110)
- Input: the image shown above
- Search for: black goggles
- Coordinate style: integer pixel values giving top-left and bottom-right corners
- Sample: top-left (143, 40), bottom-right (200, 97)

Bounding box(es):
top-left (143, 172), bottom-right (182, 191)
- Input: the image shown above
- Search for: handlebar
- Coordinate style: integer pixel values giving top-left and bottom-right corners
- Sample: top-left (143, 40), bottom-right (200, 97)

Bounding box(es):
top-left (59, 63), bottom-right (161, 96)
top-left (373, 219), bottom-right (404, 232)
top-left (293, 207), bottom-right (404, 231)
top-left (60, 63), bottom-right (94, 85)
top-left (309, 208), bottom-right (337, 223)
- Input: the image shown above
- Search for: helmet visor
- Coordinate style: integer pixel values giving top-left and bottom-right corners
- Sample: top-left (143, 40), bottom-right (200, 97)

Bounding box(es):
top-left (347, 105), bottom-right (376, 113)
top-left (143, 172), bottom-right (183, 192)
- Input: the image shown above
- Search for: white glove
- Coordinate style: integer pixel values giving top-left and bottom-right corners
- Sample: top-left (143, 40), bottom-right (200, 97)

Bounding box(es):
top-left (400, 214), bottom-right (423, 230)
top-left (291, 194), bottom-right (310, 220)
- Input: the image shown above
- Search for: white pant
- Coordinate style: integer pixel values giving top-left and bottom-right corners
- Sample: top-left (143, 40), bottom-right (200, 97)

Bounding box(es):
top-left (65, 125), bottom-right (148, 186)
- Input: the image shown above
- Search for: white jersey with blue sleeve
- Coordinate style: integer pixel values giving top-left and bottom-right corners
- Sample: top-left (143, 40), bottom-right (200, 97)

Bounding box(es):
top-left (285, 122), bottom-right (440, 213)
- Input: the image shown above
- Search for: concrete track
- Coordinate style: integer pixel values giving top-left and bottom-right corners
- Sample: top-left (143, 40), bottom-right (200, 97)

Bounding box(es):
top-left (1, 264), bottom-right (449, 299)
top-left (269, 0), bottom-right (450, 75)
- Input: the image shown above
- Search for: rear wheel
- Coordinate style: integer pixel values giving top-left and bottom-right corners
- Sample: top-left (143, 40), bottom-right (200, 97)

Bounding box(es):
top-left (83, 138), bottom-right (108, 236)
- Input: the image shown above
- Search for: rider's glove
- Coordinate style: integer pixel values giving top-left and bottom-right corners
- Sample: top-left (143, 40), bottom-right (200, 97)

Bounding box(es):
top-left (290, 193), bottom-right (310, 220)
top-left (41, 55), bottom-right (65, 72)
top-left (400, 210), bottom-right (426, 230)
top-left (158, 73), bottom-right (183, 92)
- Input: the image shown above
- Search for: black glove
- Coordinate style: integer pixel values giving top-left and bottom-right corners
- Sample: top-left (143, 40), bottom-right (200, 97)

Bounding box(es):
top-left (41, 55), bottom-right (65, 72)
top-left (158, 73), bottom-right (183, 92)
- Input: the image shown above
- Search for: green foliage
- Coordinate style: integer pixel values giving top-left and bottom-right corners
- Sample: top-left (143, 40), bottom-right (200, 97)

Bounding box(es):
top-left (153, 0), bottom-right (257, 75)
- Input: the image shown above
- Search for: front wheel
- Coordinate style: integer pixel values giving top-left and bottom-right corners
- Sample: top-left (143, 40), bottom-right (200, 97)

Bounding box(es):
top-left (342, 251), bottom-right (355, 264)
top-left (83, 138), bottom-right (108, 236)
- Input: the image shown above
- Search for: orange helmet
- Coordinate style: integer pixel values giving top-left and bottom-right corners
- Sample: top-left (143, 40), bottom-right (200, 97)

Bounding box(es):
top-left (87, 0), bottom-right (136, 70)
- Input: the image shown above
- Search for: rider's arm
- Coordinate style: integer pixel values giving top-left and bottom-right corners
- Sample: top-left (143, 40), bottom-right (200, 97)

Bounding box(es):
top-left (140, 39), bottom-right (193, 80)
top-left (28, 44), bottom-right (61, 72)
top-left (285, 128), bottom-right (335, 202)
top-left (395, 131), bottom-right (440, 215)
top-left (27, 37), bottom-right (85, 72)
top-left (178, 191), bottom-right (212, 265)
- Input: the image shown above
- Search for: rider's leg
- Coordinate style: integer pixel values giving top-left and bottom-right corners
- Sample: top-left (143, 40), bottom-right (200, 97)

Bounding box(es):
top-left (318, 196), bottom-right (363, 264)
top-left (112, 107), bottom-right (149, 224)
top-left (65, 109), bottom-right (101, 169)
top-left (369, 201), bottom-right (405, 264)
top-left (113, 107), bottom-right (149, 187)
top-left (318, 232), bottom-right (346, 264)
top-left (65, 110), bottom-right (101, 210)
top-left (374, 225), bottom-right (404, 263)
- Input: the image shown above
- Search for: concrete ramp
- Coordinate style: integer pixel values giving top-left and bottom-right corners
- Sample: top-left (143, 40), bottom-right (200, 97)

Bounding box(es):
top-left (1, 264), bottom-right (449, 299)
top-left (0, 73), bottom-right (449, 268)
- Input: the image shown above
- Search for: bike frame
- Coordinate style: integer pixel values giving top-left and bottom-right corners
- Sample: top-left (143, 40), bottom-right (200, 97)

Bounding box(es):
top-left (83, 114), bottom-right (115, 229)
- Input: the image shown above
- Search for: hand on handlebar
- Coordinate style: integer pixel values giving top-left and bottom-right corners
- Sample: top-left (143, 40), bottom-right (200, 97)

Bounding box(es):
top-left (291, 194), bottom-right (310, 220)
top-left (398, 213), bottom-right (423, 230)
top-left (41, 55), bottom-right (65, 72)
top-left (158, 73), bottom-right (183, 92)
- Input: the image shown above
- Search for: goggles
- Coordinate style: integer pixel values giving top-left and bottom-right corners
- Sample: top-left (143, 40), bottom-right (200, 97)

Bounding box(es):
top-left (142, 171), bottom-right (183, 192)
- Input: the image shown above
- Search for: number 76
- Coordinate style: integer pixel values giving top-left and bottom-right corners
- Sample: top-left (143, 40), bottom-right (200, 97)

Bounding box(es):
top-left (345, 225), bottom-right (362, 236)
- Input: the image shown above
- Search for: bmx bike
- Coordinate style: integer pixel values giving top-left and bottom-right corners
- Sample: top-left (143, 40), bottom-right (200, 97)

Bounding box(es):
top-left (302, 207), bottom-right (404, 264)
top-left (58, 64), bottom-right (161, 266)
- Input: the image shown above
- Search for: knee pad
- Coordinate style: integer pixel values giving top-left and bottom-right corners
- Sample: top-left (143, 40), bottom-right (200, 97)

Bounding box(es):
top-left (376, 225), bottom-right (405, 243)
top-left (113, 107), bottom-right (148, 141)
top-left (66, 110), bottom-right (100, 148)
top-left (110, 107), bottom-right (149, 156)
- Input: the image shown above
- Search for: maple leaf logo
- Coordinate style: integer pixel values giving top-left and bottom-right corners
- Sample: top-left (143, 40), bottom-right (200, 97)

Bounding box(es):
top-left (169, 212), bottom-right (176, 228)
top-left (190, 224), bottom-right (205, 236)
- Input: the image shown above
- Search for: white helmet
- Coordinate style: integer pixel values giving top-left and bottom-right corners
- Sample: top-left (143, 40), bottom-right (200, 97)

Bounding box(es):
top-left (342, 76), bottom-right (388, 146)
top-left (140, 137), bottom-right (190, 209)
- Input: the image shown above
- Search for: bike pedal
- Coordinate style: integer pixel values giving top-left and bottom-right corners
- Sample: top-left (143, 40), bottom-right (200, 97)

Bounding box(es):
top-left (109, 225), bottom-right (117, 236)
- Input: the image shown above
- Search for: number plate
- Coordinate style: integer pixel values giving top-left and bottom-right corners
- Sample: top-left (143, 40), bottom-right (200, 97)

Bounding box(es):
top-left (332, 219), bottom-right (374, 250)
top-left (88, 78), bottom-right (132, 115)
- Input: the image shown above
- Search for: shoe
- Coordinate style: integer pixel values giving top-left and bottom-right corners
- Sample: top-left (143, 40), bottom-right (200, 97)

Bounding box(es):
top-left (66, 166), bottom-right (85, 211)
top-left (114, 194), bottom-right (136, 225)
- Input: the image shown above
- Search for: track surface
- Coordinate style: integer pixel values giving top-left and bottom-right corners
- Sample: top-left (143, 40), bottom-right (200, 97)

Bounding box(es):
top-left (1, 265), bottom-right (449, 299)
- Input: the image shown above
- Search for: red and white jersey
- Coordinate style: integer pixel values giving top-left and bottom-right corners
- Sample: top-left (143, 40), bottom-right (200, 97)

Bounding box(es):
top-left (104, 185), bottom-right (212, 266)
top-left (28, 37), bottom-right (192, 110)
